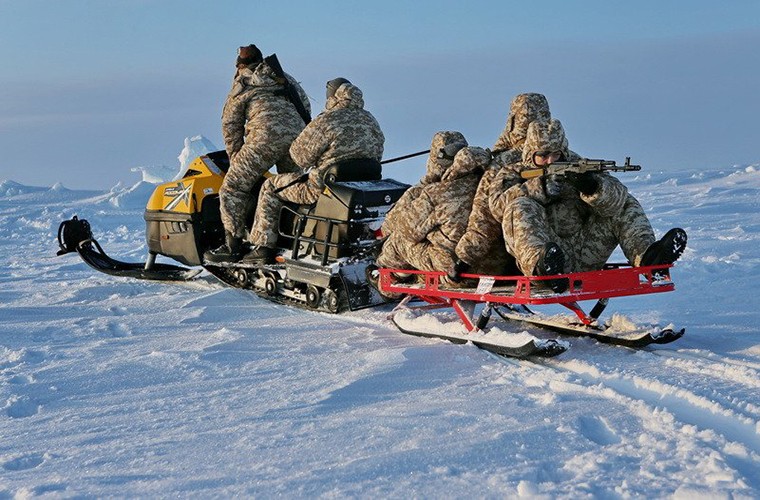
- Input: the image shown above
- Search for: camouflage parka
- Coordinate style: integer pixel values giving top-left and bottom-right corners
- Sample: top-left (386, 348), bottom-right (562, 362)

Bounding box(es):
top-left (221, 62), bottom-right (311, 162)
top-left (289, 82), bottom-right (384, 186)
top-left (492, 93), bottom-right (551, 152)
top-left (395, 146), bottom-right (490, 250)
top-left (455, 93), bottom-right (552, 273)
top-left (382, 131), bottom-right (467, 238)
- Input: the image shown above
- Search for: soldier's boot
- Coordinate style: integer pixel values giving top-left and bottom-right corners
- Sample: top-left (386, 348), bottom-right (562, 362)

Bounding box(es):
top-left (204, 232), bottom-right (246, 263)
top-left (640, 228), bottom-right (688, 267)
top-left (241, 245), bottom-right (277, 265)
top-left (366, 264), bottom-right (403, 301)
top-left (535, 242), bottom-right (568, 294)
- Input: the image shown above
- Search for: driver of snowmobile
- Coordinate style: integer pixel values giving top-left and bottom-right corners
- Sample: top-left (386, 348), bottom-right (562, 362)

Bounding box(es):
top-left (243, 77), bottom-right (385, 264)
top-left (205, 44), bottom-right (312, 263)
top-left (500, 119), bottom-right (687, 292)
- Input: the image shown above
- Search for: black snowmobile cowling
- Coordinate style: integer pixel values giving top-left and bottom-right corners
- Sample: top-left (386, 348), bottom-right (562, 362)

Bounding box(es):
top-left (57, 150), bottom-right (410, 312)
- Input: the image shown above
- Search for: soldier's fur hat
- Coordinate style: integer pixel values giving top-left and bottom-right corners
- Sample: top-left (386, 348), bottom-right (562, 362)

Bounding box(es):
top-left (237, 44), bottom-right (263, 67)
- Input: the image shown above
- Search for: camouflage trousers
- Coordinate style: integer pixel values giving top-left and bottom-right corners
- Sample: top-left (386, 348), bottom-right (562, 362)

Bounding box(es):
top-left (219, 142), bottom-right (300, 239)
top-left (502, 195), bottom-right (656, 275)
top-left (248, 172), bottom-right (321, 247)
top-left (377, 234), bottom-right (458, 286)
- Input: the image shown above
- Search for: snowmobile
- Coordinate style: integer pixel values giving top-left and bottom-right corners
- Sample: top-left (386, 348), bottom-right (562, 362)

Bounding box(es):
top-left (56, 150), bottom-right (409, 312)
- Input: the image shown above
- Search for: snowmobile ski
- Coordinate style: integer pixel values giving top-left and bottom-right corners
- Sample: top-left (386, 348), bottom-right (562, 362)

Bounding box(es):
top-left (391, 308), bottom-right (568, 359)
top-left (57, 216), bottom-right (201, 281)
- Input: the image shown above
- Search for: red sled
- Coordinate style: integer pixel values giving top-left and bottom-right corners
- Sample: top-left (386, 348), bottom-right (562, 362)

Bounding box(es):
top-left (379, 264), bottom-right (684, 357)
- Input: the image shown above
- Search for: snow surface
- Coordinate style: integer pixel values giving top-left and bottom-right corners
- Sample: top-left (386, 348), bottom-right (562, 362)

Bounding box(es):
top-left (1, 163), bottom-right (759, 497)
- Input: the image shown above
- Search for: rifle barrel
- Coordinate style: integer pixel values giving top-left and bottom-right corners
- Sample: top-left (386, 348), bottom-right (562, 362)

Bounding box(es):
top-left (381, 150), bottom-right (430, 165)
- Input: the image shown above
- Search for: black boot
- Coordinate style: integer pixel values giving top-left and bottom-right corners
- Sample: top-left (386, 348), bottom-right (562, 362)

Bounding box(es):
top-left (640, 228), bottom-right (688, 267)
top-left (447, 259), bottom-right (471, 284)
top-left (204, 233), bottom-right (246, 263)
top-left (366, 264), bottom-right (402, 300)
top-left (241, 245), bottom-right (276, 265)
top-left (535, 242), bottom-right (568, 293)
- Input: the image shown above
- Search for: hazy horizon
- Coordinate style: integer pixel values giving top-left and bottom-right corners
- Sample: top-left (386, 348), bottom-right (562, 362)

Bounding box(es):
top-left (1, 1), bottom-right (758, 189)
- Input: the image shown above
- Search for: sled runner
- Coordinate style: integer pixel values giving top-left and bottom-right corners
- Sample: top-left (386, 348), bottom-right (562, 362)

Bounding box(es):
top-left (380, 264), bottom-right (684, 357)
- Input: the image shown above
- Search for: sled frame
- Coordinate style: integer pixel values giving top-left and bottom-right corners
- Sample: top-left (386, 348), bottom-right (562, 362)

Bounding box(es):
top-left (381, 264), bottom-right (676, 331)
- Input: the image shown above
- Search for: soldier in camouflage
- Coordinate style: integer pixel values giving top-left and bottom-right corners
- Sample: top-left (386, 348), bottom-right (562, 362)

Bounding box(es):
top-left (376, 145), bottom-right (490, 290)
top-left (500, 119), bottom-right (686, 292)
top-left (205, 45), bottom-right (312, 263)
top-left (244, 77), bottom-right (385, 264)
top-left (381, 131), bottom-right (468, 238)
top-left (453, 93), bottom-right (553, 277)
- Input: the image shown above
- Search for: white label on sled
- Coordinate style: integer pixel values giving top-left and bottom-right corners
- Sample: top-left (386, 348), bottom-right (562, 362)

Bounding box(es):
top-left (476, 276), bottom-right (496, 295)
top-left (203, 187), bottom-right (214, 195)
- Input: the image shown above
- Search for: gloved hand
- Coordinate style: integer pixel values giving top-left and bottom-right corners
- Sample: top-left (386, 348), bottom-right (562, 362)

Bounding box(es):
top-left (564, 171), bottom-right (599, 195)
top-left (448, 259), bottom-right (471, 283)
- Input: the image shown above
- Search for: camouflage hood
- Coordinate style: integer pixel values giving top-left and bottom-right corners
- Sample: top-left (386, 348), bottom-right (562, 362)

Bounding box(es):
top-left (442, 146), bottom-right (490, 181)
top-left (229, 62), bottom-right (286, 99)
top-left (522, 119), bottom-right (570, 165)
top-left (494, 93), bottom-right (551, 150)
top-left (421, 131), bottom-right (468, 184)
top-left (326, 82), bottom-right (364, 111)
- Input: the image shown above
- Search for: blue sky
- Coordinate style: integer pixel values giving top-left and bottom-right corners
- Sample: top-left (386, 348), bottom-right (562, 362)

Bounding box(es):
top-left (1, 0), bottom-right (759, 188)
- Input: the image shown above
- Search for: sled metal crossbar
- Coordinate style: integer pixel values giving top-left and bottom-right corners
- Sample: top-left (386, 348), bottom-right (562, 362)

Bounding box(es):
top-left (380, 265), bottom-right (676, 331)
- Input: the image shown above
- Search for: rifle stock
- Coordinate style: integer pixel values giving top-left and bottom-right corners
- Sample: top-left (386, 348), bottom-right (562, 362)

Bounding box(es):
top-left (263, 54), bottom-right (312, 124)
top-left (521, 157), bottom-right (641, 179)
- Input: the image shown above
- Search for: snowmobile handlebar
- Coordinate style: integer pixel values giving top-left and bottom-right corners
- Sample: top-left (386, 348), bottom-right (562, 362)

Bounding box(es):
top-left (520, 157), bottom-right (642, 179)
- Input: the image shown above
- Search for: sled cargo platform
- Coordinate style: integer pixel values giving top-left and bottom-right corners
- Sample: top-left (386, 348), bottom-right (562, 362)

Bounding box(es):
top-left (378, 264), bottom-right (676, 307)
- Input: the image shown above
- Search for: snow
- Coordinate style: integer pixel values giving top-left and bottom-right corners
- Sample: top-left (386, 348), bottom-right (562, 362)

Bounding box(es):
top-left (1, 163), bottom-right (759, 497)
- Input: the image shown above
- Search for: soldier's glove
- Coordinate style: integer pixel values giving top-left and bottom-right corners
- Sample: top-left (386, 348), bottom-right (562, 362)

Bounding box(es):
top-left (564, 171), bottom-right (599, 195)
top-left (448, 259), bottom-right (471, 283)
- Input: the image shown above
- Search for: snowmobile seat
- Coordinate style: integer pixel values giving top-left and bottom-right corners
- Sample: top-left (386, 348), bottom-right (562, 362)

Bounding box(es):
top-left (322, 158), bottom-right (382, 184)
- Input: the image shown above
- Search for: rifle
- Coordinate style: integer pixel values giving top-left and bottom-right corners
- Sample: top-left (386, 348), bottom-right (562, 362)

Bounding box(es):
top-left (263, 54), bottom-right (312, 124)
top-left (520, 157), bottom-right (641, 179)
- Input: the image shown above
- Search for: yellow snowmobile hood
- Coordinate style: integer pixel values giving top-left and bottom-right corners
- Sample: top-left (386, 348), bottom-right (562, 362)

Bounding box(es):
top-left (146, 155), bottom-right (225, 215)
